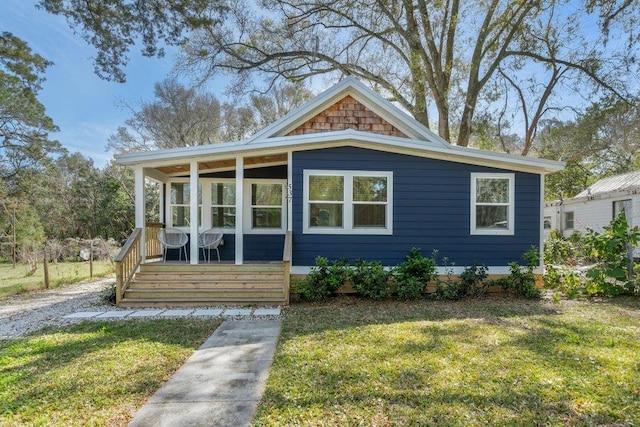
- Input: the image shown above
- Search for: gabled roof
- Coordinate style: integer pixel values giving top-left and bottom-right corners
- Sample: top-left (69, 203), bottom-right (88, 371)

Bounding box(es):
top-left (114, 78), bottom-right (564, 176)
top-left (245, 76), bottom-right (451, 148)
top-left (575, 171), bottom-right (640, 198)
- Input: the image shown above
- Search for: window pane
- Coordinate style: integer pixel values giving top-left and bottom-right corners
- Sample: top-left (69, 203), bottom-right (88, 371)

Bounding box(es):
top-left (252, 208), bottom-right (282, 228)
top-left (353, 176), bottom-right (387, 202)
top-left (565, 212), bottom-right (574, 229)
top-left (476, 178), bottom-right (509, 203)
top-left (309, 203), bottom-right (343, 227)
top-left (172, 206), bottom-right (190, 227)
top-left (212, 207), bottom-right (236, 228)
top-left (211, 183), bottom-right (235, 205)
top-left (354, 204), bottom-right (386, 227)
top-left (252, 183), bottom-right (282, 206)
top-left (309, 176), bottom-right (344, 201)
top-left (171, 183), bottom-right (188, 204)
top-left (476, 205), bottom-right (508, 229)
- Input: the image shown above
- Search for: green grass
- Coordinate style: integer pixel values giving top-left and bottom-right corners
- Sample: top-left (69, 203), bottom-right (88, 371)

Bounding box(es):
top-left (254, 296), bottom-right (640, 426)
top-left (0, 319), bottom-right (221, 426)
top-left (0, 261), bottom-right (115, 298)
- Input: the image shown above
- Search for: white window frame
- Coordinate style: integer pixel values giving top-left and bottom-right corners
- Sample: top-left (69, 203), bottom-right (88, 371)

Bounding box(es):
top-left (209, 179), bottom-right (237, 232)
top-left (167, 179), bottom-right (202, 229)
top-left (243, 179), bottom-right (287, 234)
top-left (565, 211), bottom-right (574, 230)
top-left (303, 170), bottom-right (393, 235)
top-left (470, 172), bottom-right (515, 236)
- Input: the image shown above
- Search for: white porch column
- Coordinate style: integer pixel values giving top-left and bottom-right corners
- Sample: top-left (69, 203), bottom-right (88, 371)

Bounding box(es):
top-left (287, 151), bottom-right (293, 232)
top-left (235, 157), bottom-right (244, 265)
top-left (189, 161), bottom-right (199, 264)
top-left (134, 166), bottom-right (146, 261)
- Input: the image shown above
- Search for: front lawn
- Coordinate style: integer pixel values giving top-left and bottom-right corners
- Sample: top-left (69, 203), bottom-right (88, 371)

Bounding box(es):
top-left (0, 261), bottom-right (115, 298)
top-left (254, 296), bottom-right (640, 426)
top-left (0, 319), bottom-right (221, 426)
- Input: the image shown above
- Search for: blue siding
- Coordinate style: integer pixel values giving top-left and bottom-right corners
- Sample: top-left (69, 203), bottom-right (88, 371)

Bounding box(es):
top-left (244, 235), bottom-right (285, 261)
top-left (292, 146), bottom-right (541, 267)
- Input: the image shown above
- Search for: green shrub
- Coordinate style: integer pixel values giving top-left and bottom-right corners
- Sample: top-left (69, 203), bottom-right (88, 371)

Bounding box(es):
top-left (98, 283), bottom-right (117, 305)
top-left (350, 259), bottom-right (393, 300)
top-left (430, 256), bottom-right (461, 300)
top-left (394, 276), bottom-right (425, 301)
top-left (583, 213), bottom-right (640, 295)
top-left (459, 262), bottom-right (489, 297)
top-left (393, 248), bottom-right (435, 300)
top-left (298, 257), bottom-right (351, 301)
top-left (543, 230), bottom-right (574, 265)
top-left (495, 247), bottom-right (541, 299)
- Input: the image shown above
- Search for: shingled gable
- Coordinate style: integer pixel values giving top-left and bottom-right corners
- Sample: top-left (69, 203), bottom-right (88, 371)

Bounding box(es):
top-left (245, 76), bottom-right (450, 147)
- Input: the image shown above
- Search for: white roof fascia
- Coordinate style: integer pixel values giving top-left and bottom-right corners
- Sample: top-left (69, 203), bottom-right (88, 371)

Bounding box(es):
top-left (114, 139), bottom-right (247, 166)
top-left (245, 77), bottom-right (450, 147)
top-left (116, 129), bottom-right (563, 174)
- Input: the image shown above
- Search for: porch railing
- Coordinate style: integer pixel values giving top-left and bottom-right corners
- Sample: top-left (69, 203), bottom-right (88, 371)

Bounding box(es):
top-left (145, 222), bottom-right (164, 259)
top-left (115, 228), bottom-right (142, 305)
top-left (283, 231), bottom-right (292, 305)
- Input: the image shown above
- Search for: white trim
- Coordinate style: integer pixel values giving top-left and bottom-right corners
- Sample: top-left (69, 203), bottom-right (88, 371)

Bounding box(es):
top-left (134, 167), bottom-right (146, 261)
top-left (539, 175), bottom-right (545, 268)
top-left (189, 161), bottom-right (199, 264)
top-left (166, 179), bottom-right (203, 230)
top-left (243, 179), bottom-right (287, 234)
top-left (303, 170), bottom-right (393, 235)
top-left (290, 265), bottom-right (534, 276)
top-left (235, 157), bottom-right (244, 264)
top-left (470, 173), bottom-right (515, 236)
top-left (246, 77), bottom-right (450, 145)
top-left (208, 178), bottom-right (237, 233)
top-left (115, 130), bottom-right (564, 175)
top-left (287, 151), bottom-right (293, 232)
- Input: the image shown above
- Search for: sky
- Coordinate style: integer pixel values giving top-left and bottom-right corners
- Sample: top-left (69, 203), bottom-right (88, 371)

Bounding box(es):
top-left (1, 0), bottom-right (221, 167)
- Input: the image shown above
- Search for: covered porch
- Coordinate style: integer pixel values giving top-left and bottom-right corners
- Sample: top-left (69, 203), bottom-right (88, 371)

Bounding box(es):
top-left (114, 150), bottom-right (293, 306)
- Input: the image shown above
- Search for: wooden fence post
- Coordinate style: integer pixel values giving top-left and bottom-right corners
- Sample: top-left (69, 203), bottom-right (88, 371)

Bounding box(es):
top-left (43, 244), bottom-right (50, 289)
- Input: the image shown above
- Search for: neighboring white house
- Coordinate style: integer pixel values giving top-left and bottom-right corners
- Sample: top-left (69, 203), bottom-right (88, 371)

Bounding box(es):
top-left (544, 172), bottom-right (640, 249)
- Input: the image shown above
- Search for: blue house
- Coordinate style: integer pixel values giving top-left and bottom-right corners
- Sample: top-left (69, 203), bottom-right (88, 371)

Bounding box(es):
top-left (113, 78), bottom-right (563, 306)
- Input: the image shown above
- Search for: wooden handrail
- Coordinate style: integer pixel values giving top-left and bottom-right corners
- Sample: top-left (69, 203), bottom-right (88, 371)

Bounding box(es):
top-left (115, 228), bottom-right (142, 305)
top-left (282, 231), bottom-right (292, 305)
top-left (145, 222), bottom-right (164, 259)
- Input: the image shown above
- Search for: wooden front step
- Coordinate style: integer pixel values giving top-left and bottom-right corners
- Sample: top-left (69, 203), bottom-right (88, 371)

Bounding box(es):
top-left (119, 262), bottom-right (287, 307)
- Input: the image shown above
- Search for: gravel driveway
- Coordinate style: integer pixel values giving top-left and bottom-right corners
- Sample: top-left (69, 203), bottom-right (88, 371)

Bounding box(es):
top-left (0, 278), bottom-right (114, 340)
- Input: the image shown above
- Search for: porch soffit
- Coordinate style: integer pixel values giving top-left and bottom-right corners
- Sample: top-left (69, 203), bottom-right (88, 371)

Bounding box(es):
top-left (154, 153), bottom-right (288, 176)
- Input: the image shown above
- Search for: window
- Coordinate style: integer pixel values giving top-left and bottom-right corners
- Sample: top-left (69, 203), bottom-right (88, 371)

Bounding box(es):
top-left (544, 216), bottom-right (551, 229)
top-left (565, 211), bottom-right (574, 229)
top-left (304, 170), bottom-right (393, 234)
top-left (613, 199), bottom-right (631, 220)
top-left (170, 182), bottom-right (201, 227)
top-left (244, 180), bottom-right (286, 232)
top-left (211, 182), bottom-right (236, 228)
top-left (470, 173), bottom-right (514, 235)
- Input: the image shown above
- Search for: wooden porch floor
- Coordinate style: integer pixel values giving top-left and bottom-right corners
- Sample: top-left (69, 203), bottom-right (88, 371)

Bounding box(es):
top-left (119, 262), bottom-right (288, 307)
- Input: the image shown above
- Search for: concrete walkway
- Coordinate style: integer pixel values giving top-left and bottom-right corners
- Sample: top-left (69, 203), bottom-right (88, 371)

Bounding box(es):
top-left (129, 320), bottom-right (281, 427)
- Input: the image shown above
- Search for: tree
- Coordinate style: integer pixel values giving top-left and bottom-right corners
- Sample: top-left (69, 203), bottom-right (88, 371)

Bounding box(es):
top-left (40, 0), bottom-right (639, 151)
top-left (540, 95), bottom-right (640, 199)
top-left (108, 78), bottom-right (313, 153)
top-left (0, 32), bottom-right (62, 187)
top-left (108, 77), bottom-right (225, 152)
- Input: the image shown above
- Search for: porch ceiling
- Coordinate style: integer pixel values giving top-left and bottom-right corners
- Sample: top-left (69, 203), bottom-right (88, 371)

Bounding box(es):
top-left (155, 153), bottom-right (287, 176)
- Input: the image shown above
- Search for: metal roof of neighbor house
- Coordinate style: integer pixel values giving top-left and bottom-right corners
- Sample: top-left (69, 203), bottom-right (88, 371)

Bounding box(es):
top-left (575, 171), bottom-right (640, 197)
